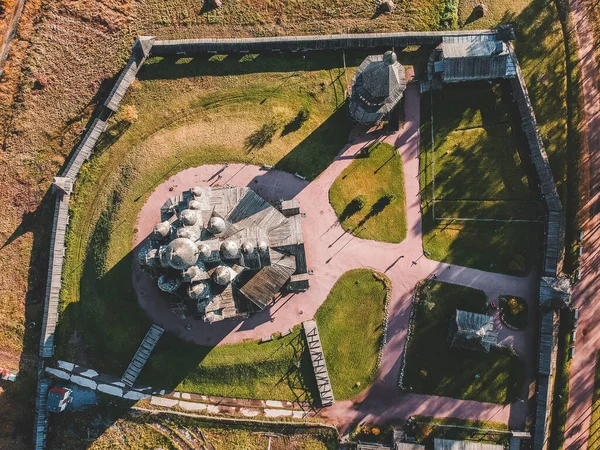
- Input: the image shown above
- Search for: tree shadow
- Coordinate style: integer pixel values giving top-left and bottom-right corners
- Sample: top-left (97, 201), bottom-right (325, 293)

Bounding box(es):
top-left (245, 120), bottom-right (280, 152)
top-left (275, 105), bottom-right (350, 180)
top-left (280, 107), bottom-right (310, 137)
top-left (339, 197), bottom-right (366, 223)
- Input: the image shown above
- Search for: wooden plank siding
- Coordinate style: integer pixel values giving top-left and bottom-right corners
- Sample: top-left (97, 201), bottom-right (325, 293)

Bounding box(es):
top-left (33, 378), bottom-right (50, 450)
top-left (150, 31), bottom-right (499, 56)
top-left (507, 44), bottom-right (565, 450)
top-left (533, 310), bottom-right (559, 450)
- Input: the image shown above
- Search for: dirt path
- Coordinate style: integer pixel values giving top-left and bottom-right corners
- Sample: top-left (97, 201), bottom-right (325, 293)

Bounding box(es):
top-left (133, 84), bottom-right (536, 429)
top-left (0, 0), bottom-right (25, 76)
top-left (563, 0), bottom-right (600, 447)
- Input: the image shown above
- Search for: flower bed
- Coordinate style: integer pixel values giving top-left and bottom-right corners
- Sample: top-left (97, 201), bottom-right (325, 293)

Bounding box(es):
top-left (499, 295), bottom-right (528, 330)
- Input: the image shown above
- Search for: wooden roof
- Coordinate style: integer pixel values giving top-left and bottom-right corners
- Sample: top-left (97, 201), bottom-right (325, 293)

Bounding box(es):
top-left (450, 310), bottom-right (498, 352)
top-left (350, 52), bottom-right (408, 124)
top-left (238, 251), bottom-right (296, 309)
top-left (539, 277), bottom-right (571, 308)
top-left (434, 439), bottom-right (503, 450)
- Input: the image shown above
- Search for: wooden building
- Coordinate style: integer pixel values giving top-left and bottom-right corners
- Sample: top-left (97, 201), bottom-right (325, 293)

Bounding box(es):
top-left (450, 310), bottom-right (498, 353)
top-left (349, 51), bottom-right (407, 125)
top-left (434, 440), bottom-right (503, 450)
top-left (428, 35), bottom-right (516, 85)
top-left (139, 186), bottom-right (308, 323)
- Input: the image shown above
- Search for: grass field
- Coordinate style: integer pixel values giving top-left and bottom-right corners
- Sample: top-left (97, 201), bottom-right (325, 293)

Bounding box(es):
top-left (329, 142), bottom-right (407, 243)
top-left (403, 280), bottom-right (525, 404)
top-left (56, 52), bottom-right (354, 364)
top-left (419, 82), bottom-right (542, 276)
top-left (315, 269), bottom-right (389, 400)
top-left (47, 405), bottom-right (338, 450)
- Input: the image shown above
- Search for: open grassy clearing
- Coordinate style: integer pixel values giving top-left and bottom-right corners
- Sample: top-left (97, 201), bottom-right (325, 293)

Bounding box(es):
top-left (403, 280), bottom-right (525, 404)
top-left (329, 142), bottom-right (407, 243)
top-left (315, 269), bottom-right (388, 400)
top-left (139, 327), bottom-right (318, 402)
top-left (419, 82), bottom-right (542, 276)
top-left (140, 0), bottom-right (446, 39)
top-left (46, 404), bottom-right (338, 450)
top-left (57, 51), bottom-right (354, 364)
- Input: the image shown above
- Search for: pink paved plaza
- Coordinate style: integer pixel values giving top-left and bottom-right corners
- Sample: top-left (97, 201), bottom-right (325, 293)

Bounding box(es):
top-left (133, 84), bottom-right (537, 429)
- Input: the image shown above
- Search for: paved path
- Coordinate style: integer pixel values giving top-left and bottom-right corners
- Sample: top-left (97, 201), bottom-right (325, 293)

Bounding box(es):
top-left (564, 0), bottom-right (600, 447)
top-left (133, 84), bottom-right (536, 429)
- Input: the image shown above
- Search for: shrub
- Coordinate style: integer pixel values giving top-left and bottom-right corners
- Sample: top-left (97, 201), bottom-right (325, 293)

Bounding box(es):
top-left (439, 0), bottom-right (458, 27)
top-left (119, 105), bottom-right (138, 123)
top-left (32, 73), bottom-right (48, 90)
top-left (355, 195), bottom-right (366, 209)
top-left (371, 427), bottom-right (381, 435)
top-left (508, 298), bottom-right (524, 316)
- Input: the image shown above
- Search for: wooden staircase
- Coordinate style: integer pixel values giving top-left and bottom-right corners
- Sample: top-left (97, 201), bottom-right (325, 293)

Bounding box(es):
top-left (121, 324), bottom-right (164, 387)
top-left (303, 321), bottom-right (334, 407)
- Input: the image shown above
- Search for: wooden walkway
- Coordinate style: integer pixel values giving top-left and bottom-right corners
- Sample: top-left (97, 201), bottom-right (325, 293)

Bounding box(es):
top-left (39, 193), bottom-right (70, 358)
top-left (303, 321), bottom-right (334, 407)
top-left (121, 324), bottom-right (164, 387)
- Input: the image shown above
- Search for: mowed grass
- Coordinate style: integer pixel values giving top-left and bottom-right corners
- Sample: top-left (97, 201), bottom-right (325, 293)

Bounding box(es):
top-left (419, 82), bottom-right (542, 276)
top-left (139, 327), bottom-right (318, 402)
top-left (47, 406), bottom-right (338, 450)
top-left (403, 280), bottom-right (525, 404)
top-left (329, 142), bottom-right (407, 243)
top-left (315, 269), bottom-right (389, 400)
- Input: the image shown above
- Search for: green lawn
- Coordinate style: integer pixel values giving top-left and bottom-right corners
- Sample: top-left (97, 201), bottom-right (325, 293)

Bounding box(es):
top-left (403, 280), bottom-right (525, 404)
top-left (329, 142), bottom-right (407, 243)
top-left (419, 82), bottom-right (542, 276)
top-left (140, 327), bottom-right (319, 402)
top-left (315, 269), bottom-right (389, 400)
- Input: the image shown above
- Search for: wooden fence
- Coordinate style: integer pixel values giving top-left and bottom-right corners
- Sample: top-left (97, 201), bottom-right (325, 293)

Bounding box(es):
top-left (507, 45), bottom-right (565, 450)
top-left (150, 31), bottom-right (497, 55)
